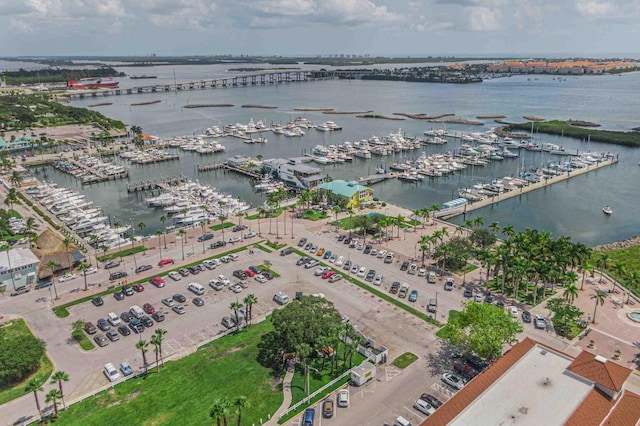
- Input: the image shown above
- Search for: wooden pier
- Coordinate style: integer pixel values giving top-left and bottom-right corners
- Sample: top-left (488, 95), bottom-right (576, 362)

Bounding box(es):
top-left (52, 159), bottom-right (129, 184)
top-left (196, 163), bottom-right (224, 172)
top-left (437, 157), bottom-right (619, 219)
top-left (221, 163), bottom-right (261, 179)
top-left (130, 155), bottom-right (180, 165)
top-left (126, 176), bottom-right (187, 193)
top-left (356, 173), bottom-right (396, 185)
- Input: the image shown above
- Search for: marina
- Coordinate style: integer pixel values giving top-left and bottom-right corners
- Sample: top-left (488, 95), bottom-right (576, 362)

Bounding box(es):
top-left (51, 155), bottom-right (129, 184)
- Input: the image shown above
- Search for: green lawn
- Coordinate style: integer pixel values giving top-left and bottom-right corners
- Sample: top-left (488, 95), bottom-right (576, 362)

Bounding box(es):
top-left (210, 222), bottom-right (234, 231)
top-left (392, 352), bottom-right (418, 369)
top-left (300, 209), bottom-right (329, 221)
top-left (71, 330), bottom-right (95, 351)
top-left (57, 320), bottom-right (282, 425)
top-left (266, 241), bottom-right (287, 250)
top-left (436, 310), bottom-right (461, 339)
top-left (97, 246), bottom-right (146, 262)
top-left (593, 246), bottom-right (640, 297)
top-left (0, 319), bottom-right (54, 406)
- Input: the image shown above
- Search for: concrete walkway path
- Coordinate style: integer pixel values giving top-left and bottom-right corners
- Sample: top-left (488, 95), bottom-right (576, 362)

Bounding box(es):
top-left (265, 366), bottom-right (296, 426)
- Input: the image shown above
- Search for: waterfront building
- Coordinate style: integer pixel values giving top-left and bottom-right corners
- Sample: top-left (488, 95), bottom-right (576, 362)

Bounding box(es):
top-left (422, 338), bottom-right (639, 425)
top-left (317, 180), bottom-right (373, 209)
top-left (0, 135), bottom-right (34, 152)
top-left (0, 248), bottom-right (39, 290)
top-left (263, 158), bottom-right (325, 189)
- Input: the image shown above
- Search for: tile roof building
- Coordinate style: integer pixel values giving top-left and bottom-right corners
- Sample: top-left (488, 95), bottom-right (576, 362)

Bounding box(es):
top-left (422, 338), bottom-right (638, 426)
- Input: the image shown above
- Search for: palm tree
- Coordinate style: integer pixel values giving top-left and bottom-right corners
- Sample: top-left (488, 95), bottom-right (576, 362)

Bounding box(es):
top-left (154, 328), bottom-right (167, 367)
top-left (46, 260), bottom-right (60, 299)
top-left (155, 230), bottom-right (164, 259)
top-left (178, 229), bottom-right (187, 260)
top-left (332, 206), bottom-right (341, 230)
top-left (591, 289), bottom-right (607, 324)
top-left (502, 224), bottom-right (516, 238)
top-left (137, 222), bottom-right (146, 250)
top-left (230, 301), bottom-right (243, 333)
top-left (596, 253), bottom-right (610, 283)
top-left (473, 216), bottom-right (484, 228)
top-left (62, 237), bottom-right (73, 272)
top-left (4, 187), bottom-right (18, 211)
top-left (578, 259), bottom-right (594, 291)
top-left (489, 221), bottom-right (500, 234)
top-left (89, 234), bottom-right (100, 265)
top-left (136, 339), bottom-right (150, 374)
top-left (395, 214), bottom-right (404, 238)
top-left (429, 203), bottom-right (440, 225)
top-left (256, 207), bottom-right (266, 236)
top-left (233, 396), bottom-right (250, 426)
top-left (243, 294), bottom-right (258, 327)
top-left (129, 236), bottom-right (138, 272)
top-left (77, 262), bottom-right (89, 291)
top-left (150, 334), bottom-right (160, 373)
top-left (199, 221), bottom-right (206, 253)
top-left (296, 342), bottom-right (312, 399)
top-left (45, 389), bottom-right (62, 418)
top-left (564, 282), bottom-right (580, 304)
top-left (160, 215), bottom-right (168, 249)
top-left (210, 397), bottom-right (230, 426)
top-left (10, 170), bottom-right (23, 188)
top-left (50, 371), bottom-right (70, 410)
top-left (611, 261), bottom-right (626, 294)
top-left (25, 378), bottom-right (44, 417)
top-left (219, 215), bottom-right (228, 242)
top-left (130, 125), bottom-right (143, 142)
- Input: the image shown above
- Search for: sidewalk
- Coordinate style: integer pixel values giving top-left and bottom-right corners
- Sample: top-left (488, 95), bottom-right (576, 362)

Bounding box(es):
top-left (265, 366), bottom-right (295, 426)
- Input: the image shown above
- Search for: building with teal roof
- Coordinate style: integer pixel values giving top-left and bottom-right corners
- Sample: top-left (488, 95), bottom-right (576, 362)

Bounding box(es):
top-left (317, 180), bottom-right (373, 209)
top-left (0, 135), bottom-right (35, 152)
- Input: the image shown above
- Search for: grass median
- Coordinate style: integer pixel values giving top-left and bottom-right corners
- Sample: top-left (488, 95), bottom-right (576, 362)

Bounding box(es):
top-left (71, 330), bottom-right (95, 351)
top-left (56, 319), bottom-right (282, 425)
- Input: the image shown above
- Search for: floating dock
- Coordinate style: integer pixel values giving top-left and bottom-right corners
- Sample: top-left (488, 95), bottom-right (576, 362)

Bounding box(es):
top-left (356, 173), bottom-right (396, 185)
top-left (126, 176), bottom-right (187, 193)
top-left (437, 157), bottom-right (618, 219)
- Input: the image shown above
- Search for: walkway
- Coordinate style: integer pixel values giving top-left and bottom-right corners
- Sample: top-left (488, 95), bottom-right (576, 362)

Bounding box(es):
top-left (264, 366), bottom-right (295, 426)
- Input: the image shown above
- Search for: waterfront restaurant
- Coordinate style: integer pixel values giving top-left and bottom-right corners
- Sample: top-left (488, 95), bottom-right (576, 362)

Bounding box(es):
top-left (0, 247), bottom-right (40, 291)
top-left (317, 180), bottom-right (373, 209)
top-left (263, 158), bottom-right (325, 189)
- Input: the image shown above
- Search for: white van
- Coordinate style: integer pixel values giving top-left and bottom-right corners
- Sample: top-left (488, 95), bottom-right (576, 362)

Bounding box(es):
top-left (273, 292), bottom-right (289, 305)
top-left (188, 282), bottom-right (205, 295)
top-left (129, 305), bottom-right (145, 319)
top-left (394, 416), bottom-right (412, 426)
top-left (107, 312), bottom-right (121, 326)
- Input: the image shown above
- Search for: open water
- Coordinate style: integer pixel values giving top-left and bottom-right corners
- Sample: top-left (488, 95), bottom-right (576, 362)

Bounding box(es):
top-left (36, 63), bottom-right (640, 246)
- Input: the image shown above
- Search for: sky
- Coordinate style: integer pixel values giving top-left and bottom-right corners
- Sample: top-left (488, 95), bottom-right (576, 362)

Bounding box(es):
top-left (0, 0), bottom-right (639, 57)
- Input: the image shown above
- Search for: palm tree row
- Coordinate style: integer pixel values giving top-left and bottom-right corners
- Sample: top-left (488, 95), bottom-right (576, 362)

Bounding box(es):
top-left (25, 370), bottom-right (70, 419)
top-left (210, 396), bottom-right (250, 426)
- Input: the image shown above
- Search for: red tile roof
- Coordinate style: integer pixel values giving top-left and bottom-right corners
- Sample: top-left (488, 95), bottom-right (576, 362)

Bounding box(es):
top-left (567, 351), bottom-right (631, 392)
top-left (602, 390), bottom-right (640, 425)
top-left (564, 388), bottom-right (615, 426)
top-left (421, 338), bottom-right (537, 426)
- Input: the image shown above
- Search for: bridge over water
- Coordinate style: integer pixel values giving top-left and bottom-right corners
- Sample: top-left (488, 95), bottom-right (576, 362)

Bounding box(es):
top-left (64, 69), bottom-right (365, 99)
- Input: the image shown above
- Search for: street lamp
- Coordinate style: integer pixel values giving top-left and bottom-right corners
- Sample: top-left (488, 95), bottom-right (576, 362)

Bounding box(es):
top-left (306, 366), bottom-right (320, 403)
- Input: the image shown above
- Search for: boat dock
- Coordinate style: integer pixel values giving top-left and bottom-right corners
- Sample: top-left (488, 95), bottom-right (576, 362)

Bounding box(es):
top-left (356, 173), bottom-right (396, 185)
top-left (196, 163), bottom-right (224, 172)
top-left (221, 163), bottom-right (261, 179)
top-left (129, 154), bottom-right (180, 165)
top-left (437, 157), bottom-right (618, 219)
top-left (51, 158), bottom-right (129, 184)
top-left (126, 176), bottom-right (187, 193)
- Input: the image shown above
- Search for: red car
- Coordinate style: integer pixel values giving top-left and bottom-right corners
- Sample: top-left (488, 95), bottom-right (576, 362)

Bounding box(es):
top-left (149, 276), bottom-right (165, 288)
top-left (244, 269), bottom-right (256, 277)
top-left (322, 270), bottom-right (336, 279)
top-left (143, 303), bottom-right (155, 314)
top-left (158, 259), bottom-right (174, 266)
top-left (133, 284), bottom-right (145, 292)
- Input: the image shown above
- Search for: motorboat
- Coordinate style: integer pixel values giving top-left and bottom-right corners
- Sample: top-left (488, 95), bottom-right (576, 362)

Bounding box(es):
top-left (603, 206), bottom-right (613, 215)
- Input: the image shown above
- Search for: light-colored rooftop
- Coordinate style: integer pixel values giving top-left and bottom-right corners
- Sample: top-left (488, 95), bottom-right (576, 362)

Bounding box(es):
top-left (0, 248), bottom-right (39, 272)
top-left (451, 344), bottom-right (593, 426)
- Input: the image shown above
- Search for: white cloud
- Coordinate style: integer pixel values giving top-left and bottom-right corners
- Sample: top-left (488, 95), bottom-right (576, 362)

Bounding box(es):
top-left (467, 6), bottom-right (501, 31)
top-left (574, 0), bottom-right (621, 19)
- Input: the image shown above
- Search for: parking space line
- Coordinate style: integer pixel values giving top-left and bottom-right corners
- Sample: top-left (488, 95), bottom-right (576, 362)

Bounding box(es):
top-left (404, 406), bottom-right (424, 423)
top-left (384, 366), bottom-right (402, 381)
top-left (430, 382), bottom-right (455, 399)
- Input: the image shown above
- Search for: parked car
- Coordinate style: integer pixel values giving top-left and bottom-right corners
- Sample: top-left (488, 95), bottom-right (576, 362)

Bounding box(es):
top-left (129, 319), bottom-right (145, 334)
top-left (365, 269), bottom-right (376, 281)
top-left (35, 281), bottom-right (52, 290)
top-left (120, 312), bottom-right (133, 323)
top-left (508, 306), bottom-right (519, 318)
top-left (337, 389), bottom-right (349, 407)
top-left (197, 233), bottom-right (214, 242)
top-left (122, 285), bottom-right (134, 296)
top-left (106, 329), bottom-right (120, 342)
top-left (304, 242), bottom-right (313, 250)
top-left (373, 275), bottom-right (383, 286)
top-left (363, 245), bottom-right (371, 254)
top-left (322, 270), bottom-right (336, 280)
top-left (58, 273), bottom-right (77, 283)
top-left (329, 274), bottom-right (342, 283)
top-left (143, 303), bottom-right (155, 314)
top-left (297, 256), bottom-right (310, 266)
top-left (414, 399), bottom-right (436, 416)
top-left (150, 276), bottom-right (165, 288)
top-left (420, 393), bottom-right (442, 408)
top-left (110, 271), bottom-right (127, 281)
top-left (441, 372), bottom-right (466, 390)
top-left (408, 289), bottom-right (418, 302)
top-left (335, 256), bottom-right (345, 266)
top-left (113, 291), bottom-right (125, 301)
top-left (304, 260), bottom-right (320, 269)
top-left (187, 266), bottom-right (200, 275)
top-left (209, 280), bottom-right (224, 291)
top-left (133, 284), bottom-right (144, 292)
top-left (522, 311), bottom-right (532, 323)
top-left (255, 274), bottom-right (267, 283)
top-left (210, 240), bottom-right (226, 249)
top-left (342, 260), bottom-right (351, 270)
top-left (83, 267), bottom-right (98, 275)
top-left (232, 225), bottom-right (247, 232)
top-left (297, 238), bottom-right (307, 247)
top-left (463, 287), bottom-right (473, 298)
top-left (389, 282), bottom-right (400, 294)
top-left (534, 315), bottom-right (547, 329)
top-left (218, 275), bottom-right (230, 285)
top-left (322, 398), bottom-right (334, 418)
top-left (105, 260), bottom-right (120, 269)
top-left (179, 268), bottom-right (190, 277)
top-left (162, 297), bottom-right (176, 307)
top-left (193, 297), bottom-right (205, 306)
top-left (400, 261), bottom-right (409, 271)
top-left (228, 236), bottom-right (241, 243)
top-left (152, 311), bottom-right (165, 322)
top-left (94, 334), bottom-right (109, 347)
top-left (316, 247), bottom-right (326, 257)
top-left (323, 250), bottom-right (332, 260)
top-left (84, 322), bottom-right (98, 335)
top-left (474, 292), bottom-right (483, 302)
top-left (233, 270), bottom-right (248, 280)
top-left (173, 294), bottom-right (187, 303)
top-left (135, 264), bottom-right (152, 274)
top-left (92, 296), bottom-right (104, 306)
top-left (221, 316), bottom-right (235, 329)
top-left (117, 325), bottom-right (131, 336)
top-left (172, 305), bottom-right (186, 315)
top-left (280, 248), bottom-right (293, 256)
top-left (315, 266), bottom-right (331, 276)
top-left (229, 284), bottom-right (242, 293)
top-left (141, 316), bottom-right (154, 328)
top-left (444, 278), bottom-right (454, 291)
top-left (398, 283), bottom-right (410, 298)
top-left (120, 361), bottom-right (133, 376)
top-left (103, 363), bottom-right (119, 381)
top-left (465, 355), bottom-right (489, 372)
top-left (158, 258), bottom-right (174, 266)
top-left (244, 231), bottom-right (257, 239)
top-left (454, 361), bottom-right (478, 379)
top-left (244, 269), bottom-right (256, 277)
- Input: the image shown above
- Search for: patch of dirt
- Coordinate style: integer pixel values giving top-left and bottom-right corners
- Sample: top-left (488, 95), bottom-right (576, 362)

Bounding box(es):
top-left (126, 390), bottom-right (141, 402)
top-left (270, 377), bottom-right (283, 393)
top-left (208, 343), bottom-right (247, 361)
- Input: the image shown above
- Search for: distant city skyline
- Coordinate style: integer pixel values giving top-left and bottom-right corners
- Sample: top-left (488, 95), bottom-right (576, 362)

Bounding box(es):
top-left (0, 0), bottom-right (638, 57)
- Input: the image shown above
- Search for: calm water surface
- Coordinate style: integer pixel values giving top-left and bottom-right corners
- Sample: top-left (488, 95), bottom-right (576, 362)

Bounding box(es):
top-left (42, 64), bottom-right (640, 245)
